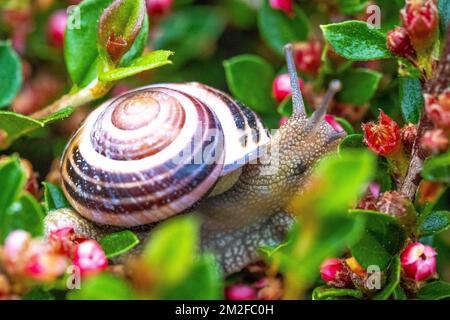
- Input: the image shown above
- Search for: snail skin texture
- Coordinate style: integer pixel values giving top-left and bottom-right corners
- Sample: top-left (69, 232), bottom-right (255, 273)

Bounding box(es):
top-left (44, 45), bottom-right (345, 275)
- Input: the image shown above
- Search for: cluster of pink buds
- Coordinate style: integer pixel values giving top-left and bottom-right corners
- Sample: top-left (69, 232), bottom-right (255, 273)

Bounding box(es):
top-left (0, 228), bottom-right (108, 294)
top-left (387, 0), bottom-right (438, 59)
top-left (269, 0), bottom-right (293, 16)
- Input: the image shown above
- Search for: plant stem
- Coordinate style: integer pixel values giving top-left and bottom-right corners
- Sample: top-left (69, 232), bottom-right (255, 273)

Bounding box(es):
top-left (30, 79), bottom-right (113, 119)
top-left (400, 25), bottom-right (450, 199)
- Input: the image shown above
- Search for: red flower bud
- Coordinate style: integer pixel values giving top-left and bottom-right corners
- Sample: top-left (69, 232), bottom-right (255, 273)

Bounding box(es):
top-left (294, 41), bottom-right (322, 75)
top-left (420, 129), bottom-right (449, 154)
top-left (386, 26), bottom-right (416, 59)
top-left (146, 0), bottom-right (172, 16)
top-left (324, 114), bottom-right (344, 133)
top-left (73, 240), bottom-right (108, 276)
top-left (400, 242), bottom-right (437, 281)
top-left (225, 284), bottom-right (256, 300)
top-left (47, 10), bottom-right (67, 48)
top-left (362, 111), bottom-right (400, 156)
top-left (269, 0), bottom-right (293, 15)
top-left (400, 123), bottom-right (418, 154)
top-left (320, 258), bottom-right (352, 288)
top-left (400, 0), bottom-right (439, 52)
top-left (425, 91), bottom-right (450, 129)
top-left (272, 73), bottom-right (303, 102)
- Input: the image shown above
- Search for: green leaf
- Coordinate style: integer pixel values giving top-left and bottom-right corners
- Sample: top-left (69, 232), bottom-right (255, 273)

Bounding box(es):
top-left (417, 281), bottom-right (450, 300)
top-left (23, 287), bottom-right (55, 300)
top-left (337, 68), bottom-right (382, 104)
top-left (438, 0), bottom-right (450, 31)
top-left (0, 107), bottom-right (74, 149)
top-left (152, 6), bottom-right (226, 70)
top-left (224, 54), bottom-right (275, 113)
top-left (43, 182), bottom-right (71, 212)
top-left (68, 273), bottom-right (137, 300)
top-left (417, 210), bottom-right (450, 236)
top-left (399, 77), bottom-right (424, 124)
top-left (99, 230), bottom-right (140, 259)
top-left (313, 151), bottom-right (376, 215)
top-left (335, 117), bottom-right (354, 134)
top-left (321, 21), bottom-right (393, 60)
top-left (373, 256), bottom-right (400, 300)
top-left (349, 210), bottom-right (406, 270)
top-left (312, 286), bottom-right (363, 300)
top-left (0, 157), bottom-right (26, 213)
top-left (257, 0), bottom-right (309, 55)
top-left (99, 50), bottom-right (174, 82)
top-left (338, 134), bottom-right (365, 154)
top-left (0, 41), bottom-right (22, 108)
top-left (163, 254), bottom-right (223, 299)
top-left (422, 152), bottom-right (450, 184)
top-left (0, 193), bottom-right (45, 242)
top-left (142, 215), bottom-right (199, 286)
top-left (65, 0), bottom-right (148, 86)
top-left (338, 0), bottom-right (368, 15)
top-left (277, 97), bottom-right (292, 116)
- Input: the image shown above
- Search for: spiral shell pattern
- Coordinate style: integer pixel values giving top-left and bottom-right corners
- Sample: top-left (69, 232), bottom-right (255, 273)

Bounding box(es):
top-left (61, 83), bottom-right (270, 227)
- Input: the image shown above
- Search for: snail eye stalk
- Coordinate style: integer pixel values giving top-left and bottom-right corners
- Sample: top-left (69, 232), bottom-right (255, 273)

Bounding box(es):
top-left (307, 80), bottom-right (342, 131)
top-left (284, 43), bottom-right (306, 117)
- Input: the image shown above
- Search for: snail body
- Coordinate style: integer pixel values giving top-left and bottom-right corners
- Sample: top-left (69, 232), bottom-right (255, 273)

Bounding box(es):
top-left (46, 45), bottom-right (345, 274)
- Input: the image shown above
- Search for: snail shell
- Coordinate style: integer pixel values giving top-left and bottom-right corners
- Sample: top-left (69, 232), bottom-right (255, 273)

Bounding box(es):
top-left (61, 82), bottom-right (270, 227)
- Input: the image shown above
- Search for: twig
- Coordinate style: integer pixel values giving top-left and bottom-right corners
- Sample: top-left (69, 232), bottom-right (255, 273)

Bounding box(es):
top-left (30, 79), bottom-right (113, 119)
top-left (400, 25), bottom-right (450, 199)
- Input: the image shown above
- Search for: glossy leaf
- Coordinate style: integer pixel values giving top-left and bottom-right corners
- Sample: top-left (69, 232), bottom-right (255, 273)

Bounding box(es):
top-left (0, 41), bottom-right (22, 108)
top-left (399, 77), bottom-right (423, 124)
top-left (43, 182), bottom-right (71, 212)
top-left (417, 281), bottom-right (450, 300)
top-left (258, 0), bottom-right (309, 55)
top-left (99, 230), bottom-right (140, 259)
top-left (68, 273), bottom-right (137, 300)
top-left (321, 21), bottom-right (393, 60)
top-left (0, 157), bottom-right (26, 213)
top-left (349, 210), bottom-right (406, 270)
top-left (417, 210), bottom-right (450, 236)
top-left (422, 152), bottom-right (450, 184)
top-left (224, 54), bottom-right (275, 113)
top-left (337, 68), bottom-right (382, 105)
top-left (142, 215), bottom-right (199, 286)
top-left (312, 286), bottom-right (363, 300)
top-left (99, 50), bottom-right (173, 82)
top-left (0, 193), bottom-right (45, 242)
top-left (0, 107), bottom-right (74, 149)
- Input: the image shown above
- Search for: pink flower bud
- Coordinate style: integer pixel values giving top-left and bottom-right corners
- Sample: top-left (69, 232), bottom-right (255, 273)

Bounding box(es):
top-left (295, 41), bottom-right (322, 75)
top-left (146, 0), bottom-right (172, 16)
top-left (25, 253), bottom-right (68, 281)
top-left (49, 227), bottom-right (86, 258)
top-left (4, 230), bottom-right (31, 261)
top-left (73, 240), bottom-right (108, 276)
top-left (386, 26), bottom-right (416, 58)
top-left (362, 110), bottom-right (400, 156)
top-left (400, 123), bottom-right (418, 154)
top-left (47, 10), bottom-right (67, 48)
top-left (320, 258), bottom-right (352, 288)
top-left (425, 91), bottom-right (450, 129)
top-left (225, 284), bottom-right (256, 300)
top-left (400, 0), bottom-right (439, 52)
top-left (420, 129), bottom-right (449, 154)
top-left (400, 242), bottom-right (437, 281)
top-left (272, 73), bottom-right (303, 102)
top-left (324, 114), bottom-right (344, 133)
top-left (269, 0), bottom-right (293, 15)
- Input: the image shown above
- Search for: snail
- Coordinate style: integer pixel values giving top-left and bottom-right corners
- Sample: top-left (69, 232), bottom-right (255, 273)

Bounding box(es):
top-left (44, 44), bottom-right (345, 275)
